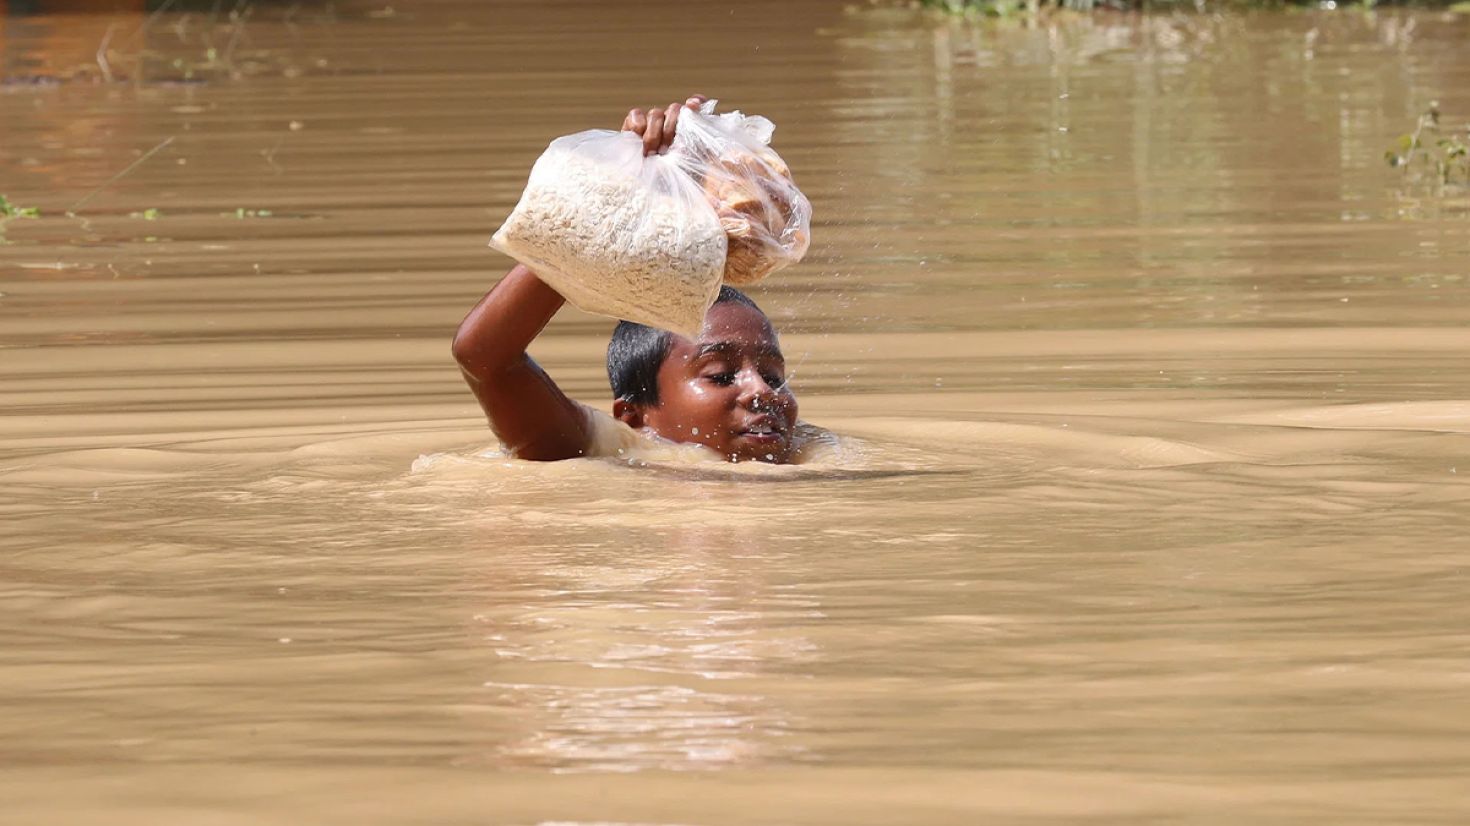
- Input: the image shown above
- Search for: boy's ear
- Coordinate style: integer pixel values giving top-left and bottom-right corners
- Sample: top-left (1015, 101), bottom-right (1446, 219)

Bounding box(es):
top-left (613, 399), bottom-right (645, 429)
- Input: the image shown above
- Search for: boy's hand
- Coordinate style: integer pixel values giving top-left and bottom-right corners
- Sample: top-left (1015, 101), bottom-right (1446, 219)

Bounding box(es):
top-left (623, 95), bottom-right (708, 156)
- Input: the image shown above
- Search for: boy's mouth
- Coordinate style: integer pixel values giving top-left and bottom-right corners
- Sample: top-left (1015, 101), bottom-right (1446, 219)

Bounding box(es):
top-left (736, 416), bottom-right (788, 443)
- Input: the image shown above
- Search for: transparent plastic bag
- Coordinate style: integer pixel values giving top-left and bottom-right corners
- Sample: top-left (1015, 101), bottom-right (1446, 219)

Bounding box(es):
top-left (490, 128), bottom-right (727, 337)
top-left (673, 101), bottom-right (812, 286)
top-left (489, 100), bottom-right (811, 335)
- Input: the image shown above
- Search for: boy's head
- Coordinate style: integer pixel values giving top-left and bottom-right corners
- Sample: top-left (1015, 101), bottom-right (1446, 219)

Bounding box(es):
top-left (608, 286), bottom-right (798, 463)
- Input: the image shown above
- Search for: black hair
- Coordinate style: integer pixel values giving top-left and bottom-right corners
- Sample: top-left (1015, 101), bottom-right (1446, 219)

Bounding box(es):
top-left (607, 286), bottom-right (764, 407)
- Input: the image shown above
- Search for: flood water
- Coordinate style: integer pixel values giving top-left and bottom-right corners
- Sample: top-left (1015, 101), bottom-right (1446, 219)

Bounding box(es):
top-left (3, 1), bottom-right (1470, 822)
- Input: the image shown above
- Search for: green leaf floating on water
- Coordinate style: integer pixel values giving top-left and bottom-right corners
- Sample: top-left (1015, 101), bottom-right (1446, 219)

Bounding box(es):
top-left (0, 194), bottom-right (41, 220)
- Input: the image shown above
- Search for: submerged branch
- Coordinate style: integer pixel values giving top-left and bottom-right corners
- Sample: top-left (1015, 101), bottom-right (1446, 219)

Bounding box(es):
top-left (68, 136), bottom-right (177, 213)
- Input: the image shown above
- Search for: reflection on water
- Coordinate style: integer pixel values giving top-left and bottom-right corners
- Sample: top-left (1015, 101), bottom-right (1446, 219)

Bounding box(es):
top-left (467, 522), bottom-right (820, 772)
top-left (3, 1), bottom-right (1470, 823)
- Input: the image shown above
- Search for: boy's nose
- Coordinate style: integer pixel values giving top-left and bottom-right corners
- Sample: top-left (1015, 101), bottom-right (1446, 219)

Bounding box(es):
top-left (738, 370), bottom-right (781, 408)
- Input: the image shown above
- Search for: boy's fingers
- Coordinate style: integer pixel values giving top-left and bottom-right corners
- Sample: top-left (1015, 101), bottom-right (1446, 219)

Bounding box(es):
top-left (662, 102), bottom-right (682, 148)
top-left (643, 108), bottom-right (664, 155)
top-left (624, 107), bottom-right (646, 134)
top-left (685, 94), bottom-right (707, 109)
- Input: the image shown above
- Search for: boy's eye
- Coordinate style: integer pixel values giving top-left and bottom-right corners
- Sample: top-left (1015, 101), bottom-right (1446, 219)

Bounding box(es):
top-left (761, 371), bottom-right (785, 389)
top-left (705, 371), bottom-right (736, 386)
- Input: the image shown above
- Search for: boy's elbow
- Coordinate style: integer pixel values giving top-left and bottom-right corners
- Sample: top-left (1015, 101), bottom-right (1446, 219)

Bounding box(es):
top-left (451, 341), bottom-right (482, 387)
top-left (451, 323), bottom-right (498, 375)
top-left (450, 326), bottom-right (475, 369)
top-left (452, 327), bottom-right (521, 385)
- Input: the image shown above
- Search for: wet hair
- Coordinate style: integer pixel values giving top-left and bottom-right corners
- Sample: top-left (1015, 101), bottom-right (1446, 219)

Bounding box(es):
top-left (607, 286), bottom-right (764, 407)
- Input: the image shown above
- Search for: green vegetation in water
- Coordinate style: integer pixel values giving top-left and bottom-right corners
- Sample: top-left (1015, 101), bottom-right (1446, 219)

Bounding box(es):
top-left (1386, 103), bottom-right (1470, 189)
top-left (906, 0), bottom-right (1038, 15)
top-left (10, 3), bottom-right (339, 87)
top-left (0, 195), bottom-right (41, 223)
top-left (130, 208), bottom-right (163, 221)
top-left (0, 195), bottom-right (40, 241)
top-left (900, 0), bottom-right (1461, 14)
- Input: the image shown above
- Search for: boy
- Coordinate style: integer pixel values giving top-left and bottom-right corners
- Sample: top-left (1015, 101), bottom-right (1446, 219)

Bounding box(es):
top-left (453, 97), bottom-right (808, 465)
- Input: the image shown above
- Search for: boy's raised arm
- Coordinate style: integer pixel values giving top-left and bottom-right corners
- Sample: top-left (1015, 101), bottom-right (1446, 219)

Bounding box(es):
top-left (452, 264), bottom-right (590, 461)
top-left (455, 96), bottom-right (707, 460)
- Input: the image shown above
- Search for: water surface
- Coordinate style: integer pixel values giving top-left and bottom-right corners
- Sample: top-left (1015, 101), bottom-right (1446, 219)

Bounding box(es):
top-left (3, 2), bottom-right (1470, 823)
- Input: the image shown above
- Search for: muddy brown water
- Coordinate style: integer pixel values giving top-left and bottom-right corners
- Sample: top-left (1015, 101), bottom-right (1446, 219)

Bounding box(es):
top-left (3, 2), bottom-right (1470, 823)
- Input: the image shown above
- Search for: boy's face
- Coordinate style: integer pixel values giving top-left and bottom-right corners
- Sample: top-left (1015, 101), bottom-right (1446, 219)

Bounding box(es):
top-left (640, 302), bottom-right (799, 463)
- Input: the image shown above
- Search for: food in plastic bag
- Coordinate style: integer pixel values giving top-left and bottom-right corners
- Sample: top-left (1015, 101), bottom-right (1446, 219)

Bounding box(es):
top-left (490, 129), bottom-right (727, 337)
top-left (677, 102), bottom-right (812, 286)
top-left (489, 100), bottom-right (811, 335)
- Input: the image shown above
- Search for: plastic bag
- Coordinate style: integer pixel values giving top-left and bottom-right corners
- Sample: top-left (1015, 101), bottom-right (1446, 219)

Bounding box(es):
top-left (674, 101), bottom-right (812, 286)
top-left (490, 128), bottom-right (726, 337)
top-left (490, 100), bottom-right (811, 336)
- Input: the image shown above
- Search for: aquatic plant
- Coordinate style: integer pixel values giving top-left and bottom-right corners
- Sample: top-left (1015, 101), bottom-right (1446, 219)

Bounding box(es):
top-left (912, 0), bottom-right (1036, 15)
top-left (1, 2), bottom-right (333, 88)
top-left (903, 0), bottom-right (1460, 13)
top-left (0, 195), bottom-right (41, 240)
top-left (0, 195), bottom-right (41, 223)
top-left (1386, 103), bottom-right (1470, 189)
top-left (906, 0), bottom-right (1172, 13)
